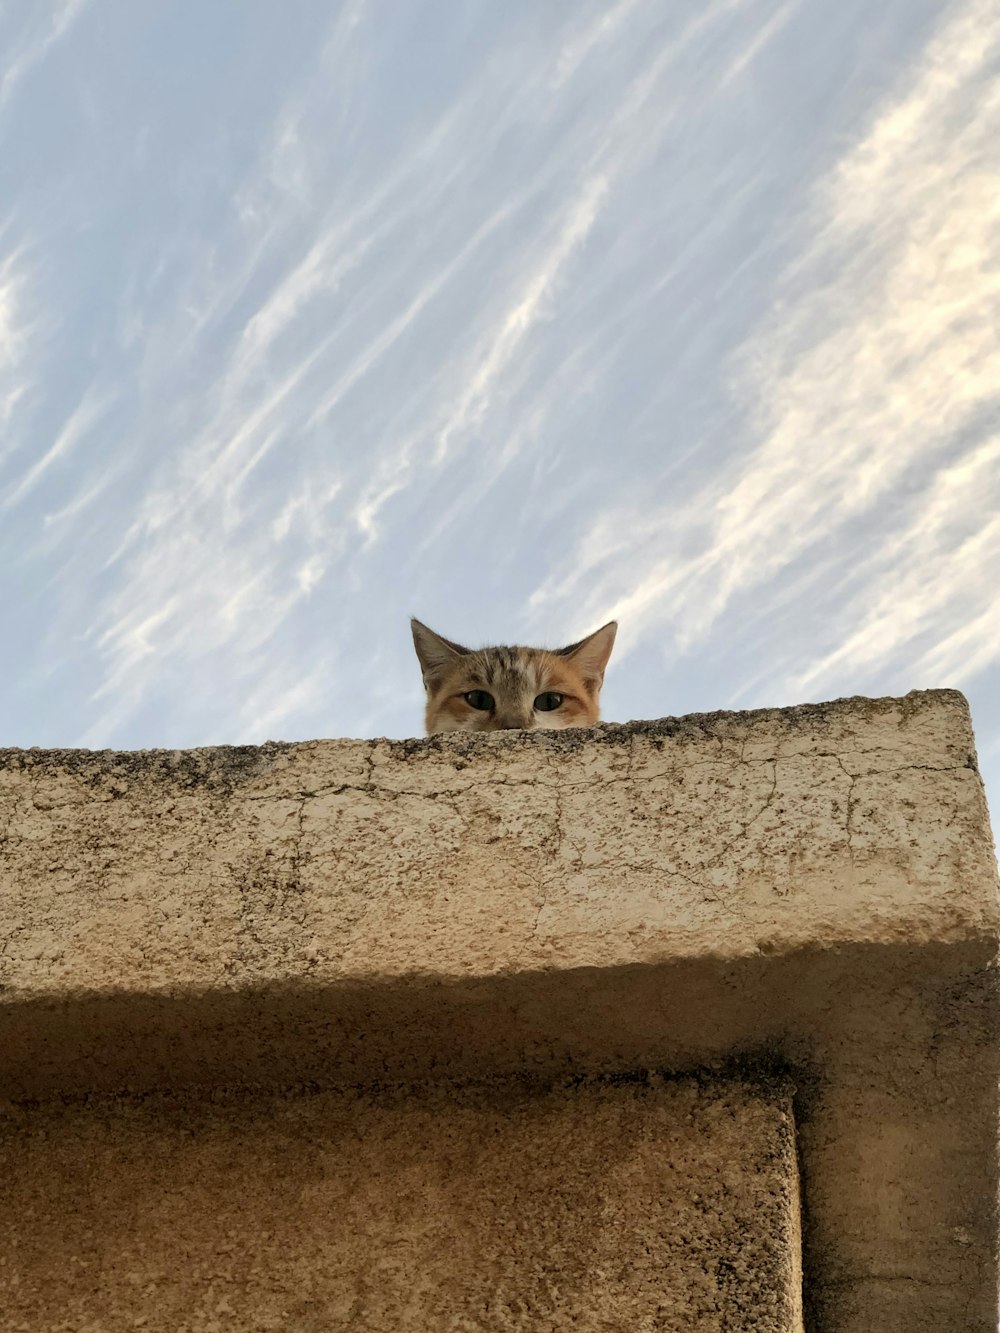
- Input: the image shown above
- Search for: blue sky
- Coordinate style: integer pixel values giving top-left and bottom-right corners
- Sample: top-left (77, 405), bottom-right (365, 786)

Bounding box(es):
top-left (1, 1), bottom-right (998, 811)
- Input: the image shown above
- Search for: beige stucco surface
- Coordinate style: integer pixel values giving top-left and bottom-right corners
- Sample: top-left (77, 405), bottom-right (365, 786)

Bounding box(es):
top-left (1, 688), bottom-right (997, 1331)
top-left (0, 690), bottom-right (993, 1000)
top-left (0, 1076), bottom-right (802, 1333)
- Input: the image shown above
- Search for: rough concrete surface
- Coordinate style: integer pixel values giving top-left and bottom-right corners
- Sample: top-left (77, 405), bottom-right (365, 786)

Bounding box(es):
top-left (1, 688), bottom-right (998, 1332)
top-left (1, 690), bottom-right (993, 1000)
top-left (0, 1076), bottom-right (802, 1333)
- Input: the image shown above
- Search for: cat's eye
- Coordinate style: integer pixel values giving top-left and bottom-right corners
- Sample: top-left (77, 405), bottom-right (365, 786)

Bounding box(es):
top-left (464, 690), bottom-right (494, 711)
top-left (534, 692), bottom-right (563, 711)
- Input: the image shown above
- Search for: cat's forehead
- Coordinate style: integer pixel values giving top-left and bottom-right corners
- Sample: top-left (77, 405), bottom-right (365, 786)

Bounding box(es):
top-left (469, 645), bottom-right (533, 687)
top-left (467, 646), bottom-right (546, 690)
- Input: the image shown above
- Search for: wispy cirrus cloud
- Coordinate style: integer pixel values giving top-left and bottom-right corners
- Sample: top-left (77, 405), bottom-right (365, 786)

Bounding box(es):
top-left (0, 0), bottom-right (88, 114)
top-left (789, 439), bottom-right (1000, 695)
top-left (529, 0), bottom-right (1000, 704)
top-left (1, 384), bottom-right (113, 511)
top-left (3, 0), bottom-right (996, 794)
top-left (72, 2), bottom-right (707, 741)
top-left (0, 240), bottom-right (41, 439)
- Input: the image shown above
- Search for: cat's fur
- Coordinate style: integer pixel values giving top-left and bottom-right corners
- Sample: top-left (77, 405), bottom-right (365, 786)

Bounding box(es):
top-left (411, 619), bottom-right (616, 734)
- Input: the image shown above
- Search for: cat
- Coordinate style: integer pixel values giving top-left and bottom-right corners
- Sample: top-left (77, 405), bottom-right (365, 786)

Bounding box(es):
top-left (411, 618), bottom-right (616, 734)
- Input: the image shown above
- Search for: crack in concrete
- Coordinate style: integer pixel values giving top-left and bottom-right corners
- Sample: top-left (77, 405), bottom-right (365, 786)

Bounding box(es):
top-left (835, 757), bottom-right (859, 866)
top-left (233, 757), bottom-right (972, 810)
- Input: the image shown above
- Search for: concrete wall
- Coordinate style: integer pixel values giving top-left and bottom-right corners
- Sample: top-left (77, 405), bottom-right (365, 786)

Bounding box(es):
top-left (0, 1077), bottom-right (802, 1333)
top-left (0, 689), bottom-right (997, 1331)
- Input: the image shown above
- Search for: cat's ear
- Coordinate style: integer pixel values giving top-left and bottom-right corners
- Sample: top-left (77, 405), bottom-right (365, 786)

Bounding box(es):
top-left (411, 618), bottom-right (470, 686)
top-left (557, 621), bottom-right (617, 687)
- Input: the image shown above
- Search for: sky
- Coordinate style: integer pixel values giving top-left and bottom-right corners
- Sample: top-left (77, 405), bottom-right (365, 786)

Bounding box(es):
top-left (0, 1), bottom-right (998, 814)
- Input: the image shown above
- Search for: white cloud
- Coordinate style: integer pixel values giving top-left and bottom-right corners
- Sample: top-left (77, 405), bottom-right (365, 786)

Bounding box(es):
top-left (233, 656), bottom-right (337, 744)
top-left (9, 0), bottom-right (990, 766)
top-left (718, 0), bottom-right (796, 87)
top-left (0, 0), bottom-right (88, 113)
top-left (788, 438), bottom-right (1000, 694)
top-left (528, 0), bottom-right (1000, 694)
top-left (551, 0), bottom-right (648, 88)
top-left (1, 385), bottom-right (112, 511)
top-left (0, 242), bottom-right (41, 446)
top-left (434, 173), bottom-right (609, 463)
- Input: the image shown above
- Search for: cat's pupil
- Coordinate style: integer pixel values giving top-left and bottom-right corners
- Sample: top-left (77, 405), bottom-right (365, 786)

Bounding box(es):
top-left (534, 692), bottom-right (563, 711)
top-left (464, 690), bottom-right (494, 711)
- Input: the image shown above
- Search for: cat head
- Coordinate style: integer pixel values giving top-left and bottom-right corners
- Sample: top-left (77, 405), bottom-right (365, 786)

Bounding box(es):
top-left (411, 619), bottom-right (617, 734)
